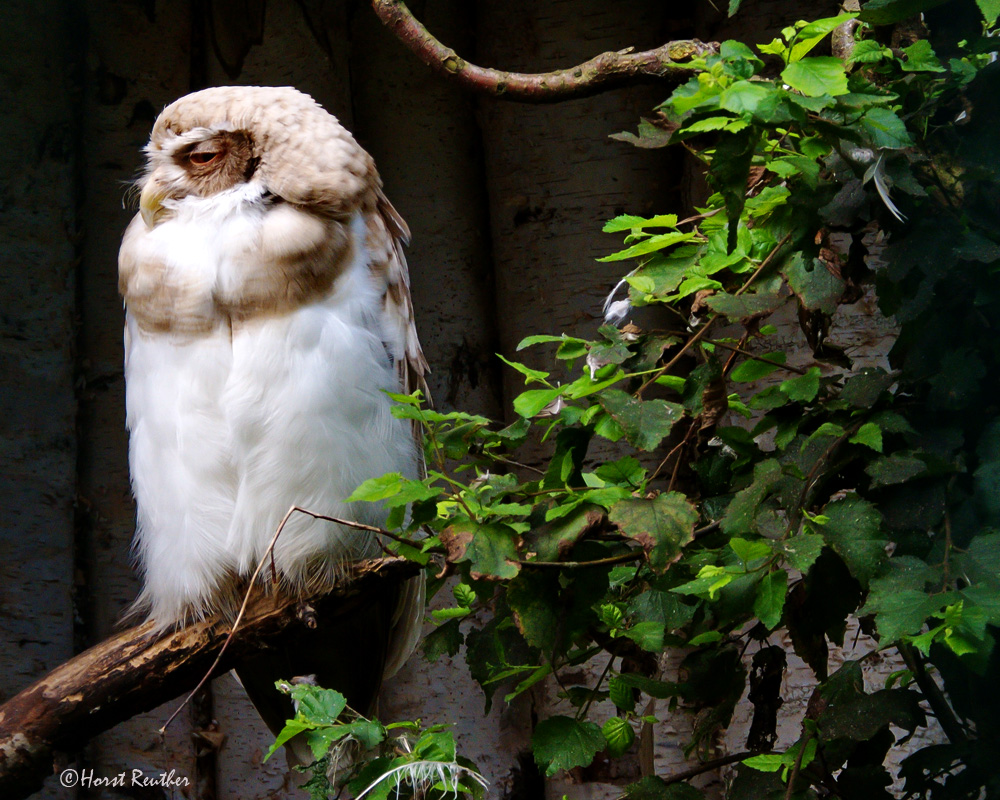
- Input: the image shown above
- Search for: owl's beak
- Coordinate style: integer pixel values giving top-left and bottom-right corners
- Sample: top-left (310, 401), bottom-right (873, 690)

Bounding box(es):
top-left (139, 176), bottom-right (168, 228)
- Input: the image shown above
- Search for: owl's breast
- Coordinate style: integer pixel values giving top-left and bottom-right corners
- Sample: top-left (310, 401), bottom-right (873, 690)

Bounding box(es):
top-left (119, 188), bottom-right (355, 335)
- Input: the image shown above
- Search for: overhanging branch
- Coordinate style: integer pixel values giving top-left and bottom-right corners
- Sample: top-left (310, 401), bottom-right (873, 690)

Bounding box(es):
top-left (0, 557), bottom-right (419, 800)
top-left (370, 0), bottom-right (717, 103)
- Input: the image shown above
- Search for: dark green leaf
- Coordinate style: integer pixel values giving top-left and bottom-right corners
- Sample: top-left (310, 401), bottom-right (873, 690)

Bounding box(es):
top-left (782, 252), bottom-right (846, 314)
top-left (532, 716), bottom-right (606, 776)
top-left (507, 570), bottom-right (561, 651)
top-left (861, 107), bottom-right (913, 149)
top-left (598, 389), bottom-right (684, 451)
top-left (609, 492), bottom-right (698, 571)
top-left (625, 777), bottom-right (705, 800)
top-left (754, 569), bottom-right (788, 629)
top-left (821, 495), bottom-right (886, 587)
top-left (441, 521), bottom-right (521, 580)
top-left (523, 504), bottom-right (605, 562)
top-left (705, 291), bottom-right (785, 320)
top-left (780, 367), bottom-right (821, 402)
top-left (423, 618), bottom-right (464, 662)
top-left (858, 0), bottom-right (948, 25)
top-left (865, 453), bottom-right (927, 488)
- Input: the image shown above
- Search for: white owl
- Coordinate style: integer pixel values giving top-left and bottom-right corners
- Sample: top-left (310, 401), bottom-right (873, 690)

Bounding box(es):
top-left (118, 85), bottom-right (427, 750)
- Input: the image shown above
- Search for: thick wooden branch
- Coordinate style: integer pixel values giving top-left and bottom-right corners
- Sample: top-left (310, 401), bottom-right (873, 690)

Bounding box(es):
top-left (0, 558), bottom-right (419, 800)
top-left (370, 0), bottom-right (717, 103)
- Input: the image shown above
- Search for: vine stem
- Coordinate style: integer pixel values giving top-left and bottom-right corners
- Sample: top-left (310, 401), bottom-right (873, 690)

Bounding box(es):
top-left (898, 642), bottom-right (968, 745)
top-left (784, 731), bottom-right (810, 800)
top-left (656, 751), bottom-right (758, 787)
top-left (705, 338), bottom-right (809, 375)
top-left (635, 233), bottom-right (792, 398)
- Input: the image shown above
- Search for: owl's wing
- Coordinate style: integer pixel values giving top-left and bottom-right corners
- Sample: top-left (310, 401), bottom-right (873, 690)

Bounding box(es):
top-left (369, 192), bottom-right (430, 401)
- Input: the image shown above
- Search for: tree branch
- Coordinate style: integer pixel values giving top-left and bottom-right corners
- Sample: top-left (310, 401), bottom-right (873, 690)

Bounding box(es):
top-left (0, 557), bottom-right (420, 800)
top-left (370, 0), bottom-right (717, 103)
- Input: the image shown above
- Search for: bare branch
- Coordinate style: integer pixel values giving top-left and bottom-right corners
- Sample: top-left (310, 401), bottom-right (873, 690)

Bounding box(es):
top-left (370, 0), bottom-right (716, 103)
top-left (0, 558), bottom-right (420, 800)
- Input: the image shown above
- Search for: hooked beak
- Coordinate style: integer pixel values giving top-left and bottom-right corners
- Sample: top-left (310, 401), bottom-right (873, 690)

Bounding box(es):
top-left (139, 174), bottom-right (169, 228)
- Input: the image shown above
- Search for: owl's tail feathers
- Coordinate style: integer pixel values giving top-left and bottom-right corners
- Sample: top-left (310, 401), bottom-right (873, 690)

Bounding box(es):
top-left (383, 572), bottom-right (426, 679)
top-left (234, 570), bottom-right (426, 771)
top-left (233, 579), bottom-right (402, 767)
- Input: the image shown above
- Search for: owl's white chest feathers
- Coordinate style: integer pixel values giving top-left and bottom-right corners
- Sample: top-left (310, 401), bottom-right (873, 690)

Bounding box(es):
top-left (123, 190), bottom-right (415, 627)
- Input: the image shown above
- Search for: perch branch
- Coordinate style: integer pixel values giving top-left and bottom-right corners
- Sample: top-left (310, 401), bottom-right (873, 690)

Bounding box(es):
top-left (0, 557), bottom-right (420, 800)
top-left (370, 0), bottom-right (717, 103)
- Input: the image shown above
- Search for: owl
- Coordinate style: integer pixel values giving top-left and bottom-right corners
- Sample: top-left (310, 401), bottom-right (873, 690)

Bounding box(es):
top-left (118, 86), bottom-right (427, 754)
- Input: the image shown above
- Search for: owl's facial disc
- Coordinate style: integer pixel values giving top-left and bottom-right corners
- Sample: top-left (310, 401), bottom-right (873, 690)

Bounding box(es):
top-left (176, 130), bottom-right (257, 196)
top-left (139, 129), bottom-right (259, 228)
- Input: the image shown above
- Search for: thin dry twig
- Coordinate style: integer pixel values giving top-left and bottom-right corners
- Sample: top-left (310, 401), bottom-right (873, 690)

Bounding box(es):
top-left (370, 0), bottom-right (716, 103)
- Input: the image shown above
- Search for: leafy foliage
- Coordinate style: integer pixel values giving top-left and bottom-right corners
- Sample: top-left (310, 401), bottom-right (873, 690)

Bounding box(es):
top-left (277, 1), bottom-right (1000, 797)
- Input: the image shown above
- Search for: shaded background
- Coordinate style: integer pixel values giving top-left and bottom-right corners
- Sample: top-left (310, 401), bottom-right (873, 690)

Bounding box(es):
top-left (2, 1), bottom-right (918, 798)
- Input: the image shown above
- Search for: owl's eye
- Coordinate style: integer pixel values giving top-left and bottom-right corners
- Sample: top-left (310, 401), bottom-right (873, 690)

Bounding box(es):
top-left (188, 150), bottom-right (220, 165)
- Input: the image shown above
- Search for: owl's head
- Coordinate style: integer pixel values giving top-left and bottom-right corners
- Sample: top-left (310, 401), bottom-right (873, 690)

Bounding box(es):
top-left (138, 86), bottom-right (377, 227)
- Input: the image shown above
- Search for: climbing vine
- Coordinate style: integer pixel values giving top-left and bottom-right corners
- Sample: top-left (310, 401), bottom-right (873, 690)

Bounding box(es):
top-left (278, 1), bottom-right (1000, 797)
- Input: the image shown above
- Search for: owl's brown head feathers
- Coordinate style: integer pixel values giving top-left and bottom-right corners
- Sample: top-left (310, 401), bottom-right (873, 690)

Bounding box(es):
top-left (142, 86), bottom-right (376, 214)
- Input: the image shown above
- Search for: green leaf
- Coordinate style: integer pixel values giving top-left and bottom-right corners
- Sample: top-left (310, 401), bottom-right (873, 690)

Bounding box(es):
top-left (532, 716), bottom-right (606, 776)
top-left (513, 386), bottom-right (565, 418)
top-left (865, 453), bottom-right (927, 487)
top-left (609, 492), bottom-right (699, 572)
top-left (858, 0), bottom-right (948, 25)
top-left (781, 57), bottom-right (849, 97)
top-left (730, 537), bottom-right (772, 564)
top-left (496, 353), bottom-right (550, 384)
top-left (978, 0), bottom-right (1000, 25)
top-left (623, 620), bottom-right (666, 651)
top-left (754, 569), bottom-right (788, 630)
top-left (524, 504), bottom-right (605, 562)
top-left (290, 685), bottom-right (347, 725)
top-left (780, 367), bottom-right (821, 402)
top-left (730, 352), bottom-right (787, 382)
top-left (423, 618), bottom-right (464, 662)
top-left (743, 753), bottom-right (787, 772)
top-left (614, 673), bottom-right (683, 698)
top-left (507, 571), bottom-right (561, 651)
top-left (602, 717), bottom-right (636, 758)
top-left (860, 107), bottom-right (913, 150)
top-left (901, 38), bottom-right (945, 72)
top-left (850, 422), bottom-right (883, 452)
top-left (603, 214), bottom-right (679, 233)
top-left (782, 252), bottom-right (846, 314)
top-left (841, 368), bottom-right (895, 407)
top-left (598, 389), bottom-right (684, 451)
top-left (774, 531), bottom-right (824, 572)
top-left (346, 472), bottom-right (405, 502)
top-left (720, 82), bottom-right (775, 116)
top-left (820, 495), bottom-right (886, 587)
top-left (624, 777), bottom-right (705, 800)
top-left (598, 231), bottom-right (698, 262)
top-left (440, 521), bottom-right (521, 580)
top-left (860, 557), bottom-right (942, 642)
top-left (722, 458), bottom-right (783, 536)
top-left (788, 14), bottom-right (858, 62)
top-left (609, 677), bottom-right (637, 712)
